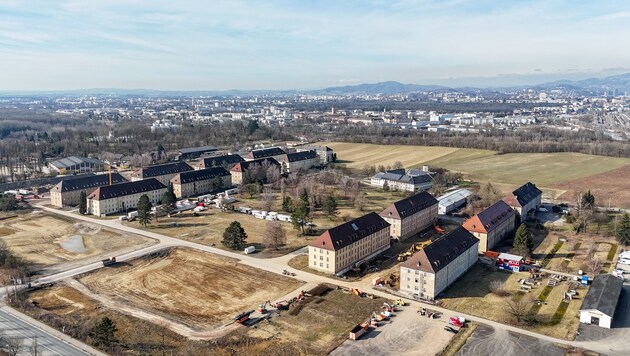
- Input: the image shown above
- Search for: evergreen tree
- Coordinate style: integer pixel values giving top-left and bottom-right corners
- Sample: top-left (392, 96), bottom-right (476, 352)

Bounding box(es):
top-left (79, 191), bottom-right (87, 215)
top-left (513, 223), bottom-right (533, 257)
top-left (617, 214), bottom-right (630, 246)
top-left (581, 190), bottom-right (596, 209)
top-left (222, 221), bottom-right (247, 250)
top-left (0, 194), bottom-right (18, 211)
top-left (299, 189), bottom-right (309, 205)
top-left (291, 200), bottom-right (310, 234)
top-left (92, 316), bottom-right (118, 347)
top-left (137, 194), bottom-right (152, 227)
top-left (161, 184), bottom-right (177, 212)
top-left (322, 194), bottom-right (338, 220)
top-left (282, 196), bottom-right (293, 213)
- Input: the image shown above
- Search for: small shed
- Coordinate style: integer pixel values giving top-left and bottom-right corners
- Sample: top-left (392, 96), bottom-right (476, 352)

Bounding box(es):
top-left (579, 274), bottom-right (623, 328)
top-left (497, 253), bottom-right (523, 272)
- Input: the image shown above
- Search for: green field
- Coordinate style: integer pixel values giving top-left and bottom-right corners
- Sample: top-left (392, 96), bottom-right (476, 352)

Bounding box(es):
top-left (326, 142), bottom-right (630, 197)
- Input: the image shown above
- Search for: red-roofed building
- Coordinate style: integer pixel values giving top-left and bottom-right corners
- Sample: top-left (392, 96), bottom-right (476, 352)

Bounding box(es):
top-left (462, 200), bottom-right (516, 253)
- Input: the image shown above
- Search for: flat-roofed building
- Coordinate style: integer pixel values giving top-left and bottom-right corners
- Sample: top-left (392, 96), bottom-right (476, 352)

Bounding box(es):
top-left (230, 158), bottom-right (280, 185)
top-left (278, 150), bottom-right (320, 173)
top-left (86, 179), bottom-right (167, 216)
top-left (49, 156), bottom-right (105, 174)
top-left (309, 212), bottom-right (390, 275)
top-left (193, 154), bottom-right (245, 170)
top-left (379, 191), bottom-right (439, 241)
top-left (130, 162), bottom-right (193, 186)
top-left (175, 145), bottom-right (218, 161)
top-left (438, 189), bottom-right (473, 214)
top-left (462, 200), bottom-right (516, 253)
top-left (579, 274), bottom-right (623, 328)
top-left (171, 167), bottom-right (232, 198)
top-left (49, 173), bottom-right (127, 207)
top-left (400, 227), bottom-right (479, 300)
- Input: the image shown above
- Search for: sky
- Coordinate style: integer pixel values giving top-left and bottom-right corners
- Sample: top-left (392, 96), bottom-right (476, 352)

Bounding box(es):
top-left (1, 0), bottom-right (630, 91)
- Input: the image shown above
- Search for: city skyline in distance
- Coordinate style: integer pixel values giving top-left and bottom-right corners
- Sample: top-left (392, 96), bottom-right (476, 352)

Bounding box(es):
top-left (2, 0), bottom-right (630, 91)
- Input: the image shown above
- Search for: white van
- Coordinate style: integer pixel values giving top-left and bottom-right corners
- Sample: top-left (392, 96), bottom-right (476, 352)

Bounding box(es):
top-left (244, 246), bottom-right (256, 254)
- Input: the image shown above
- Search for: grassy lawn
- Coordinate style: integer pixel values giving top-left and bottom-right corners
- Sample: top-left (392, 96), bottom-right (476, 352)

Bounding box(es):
top-left (439, 264), bottom-right (583, 340)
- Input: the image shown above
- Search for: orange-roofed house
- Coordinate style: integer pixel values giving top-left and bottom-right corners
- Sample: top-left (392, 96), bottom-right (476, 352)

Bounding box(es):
top-left (308, 212), bottom-right (390, 275)
top-left (462, 200), bottom-right (516, 253)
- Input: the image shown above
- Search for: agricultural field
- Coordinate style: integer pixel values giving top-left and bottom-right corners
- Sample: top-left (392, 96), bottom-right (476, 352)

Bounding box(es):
top-left (326, 142), bottom-right (630, 206)
top-left (0, 211), bottom-right (154, 268)
top-left (439, 264), bottom-right (585, 340)
top-left (551, 165), bottom-right (630, 208)
top-left (77, 248), bottom-right (303, 332)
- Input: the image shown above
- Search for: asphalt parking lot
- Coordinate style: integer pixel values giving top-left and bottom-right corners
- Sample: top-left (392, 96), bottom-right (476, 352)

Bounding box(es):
top-left (456, 325), bottom-right (565, 356)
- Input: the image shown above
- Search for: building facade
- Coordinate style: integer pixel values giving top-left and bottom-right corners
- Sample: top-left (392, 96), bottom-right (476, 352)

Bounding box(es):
top-left (503, 182), bottom-right (543, 217)
top-left (49, 156), bottom-right (105, 174)
top-left (400, 227), bottom-right (479, 300)
top-left (309, 212), bottom-right (390, 275)
top-left (379, 191), bottom-right (439, 241)
top-left (579, 274), bottom-right (623, 328)
top-left (230, 158), bottom-right (280, 185)
top-left (171, 167), bottom-right (232, 198)
top-left (278, 150), bottom-right (320, 173)
top-left (437, 189), bottom-right (473, 214)
top-left (462, 200), bottom-right (516, 253)
top-left (86, 178), bottom-right (167, 216)
top-left (49, 173), bottom-right (127, 207)
top-left (175, 145), bottom-right (218, 161)
top-left (370, 169), bottom-right (432, 192)
top-left (193, 154), bottom-right (245, 170)
top-left (130, 162), bottom-right (193, 186)
top-left (297, 145), bottom-right (334, 164)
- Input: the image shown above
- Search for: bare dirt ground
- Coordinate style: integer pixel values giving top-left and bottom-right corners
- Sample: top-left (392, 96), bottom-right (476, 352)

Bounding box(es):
top-left (0, 211), bottom-right (154, 267)
top-left (78, 247), bottom-right (303, 331)
top-left (330, 305), bottom-right (453, 356)
top-left (551, 164), bottom-right (630, 209)
top-left (456, 325), bottom-right (565, 356)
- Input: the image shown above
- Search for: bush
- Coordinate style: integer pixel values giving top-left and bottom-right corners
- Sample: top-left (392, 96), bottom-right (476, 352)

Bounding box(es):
top-left (489, 280), bottom-right (509, 296)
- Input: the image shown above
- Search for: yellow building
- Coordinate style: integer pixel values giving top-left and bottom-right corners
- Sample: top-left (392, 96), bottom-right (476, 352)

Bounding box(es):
top-left (309, 212), bottom-right (390, 275)
top-left (171, 167), bottom-right (232, 198)
top-left (379, 191), bottom-right (438, 241)
top-left (49, 173), bottom-right (127, 207)
top-left (462, 200), bottom-right (516, 253)
top-left (130, 162), bottom-right (193, 186)
top-left (86, 179), bottom-right (167, 216)
top-left (229, 158), bottom-right (280, 185)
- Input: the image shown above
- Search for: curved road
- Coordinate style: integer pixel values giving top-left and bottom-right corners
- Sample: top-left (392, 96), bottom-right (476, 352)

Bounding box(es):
top-left (7, 205), bottom-right (629, 356)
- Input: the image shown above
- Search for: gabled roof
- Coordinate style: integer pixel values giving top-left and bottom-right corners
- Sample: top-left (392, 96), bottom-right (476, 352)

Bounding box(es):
top-left (246, 147), bottom-right (286, 159)
top-left (281, 150), bottom-right (319, 163)
top-left (177, 145), bottom-right (218, 154)
top-left (580, 274), bottom-right (623, 317)
top-left (402, 227), bottom-right (478, 274)
top-left (438, 189), bottom-right (473, 206)
top-left (462, 200), bottom-right (515, 234)
top-left (372, 170), bottom-right (432, 185)
top-left (172, 167), bottom-right (230, 184)
top-left (380, 191), bottom-right (438, 220)
top-left (310, 212), bottom-right (390, 251)
top-left (51, 173), bottom-right (127, 193)
top-left (50, 156), bottom-right (103, 169)
top-left (131, 162), bottom-right (193, 179)
top-left (195, 154), bottom-right (245, 169)
top-left (504, 182), bottom-right (542, 208)
top-left (230, 158), bottom-right (280, 173)
top-left (87, 178), bottom-right (166, 201)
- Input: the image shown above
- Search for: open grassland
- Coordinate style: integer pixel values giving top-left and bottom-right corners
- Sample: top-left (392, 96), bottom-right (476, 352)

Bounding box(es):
top-left (0, 211), bottom-right (154, 266)
top-left (79, 248), bottom-right (303, 330)
top-left (326, 142), bottom-right (630, 206)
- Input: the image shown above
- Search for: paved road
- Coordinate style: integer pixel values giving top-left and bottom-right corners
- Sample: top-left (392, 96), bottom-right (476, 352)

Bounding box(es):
top-left (0, 307), bottom-right (105, 356)
top-left (12, 205), bottom-right (629, 356)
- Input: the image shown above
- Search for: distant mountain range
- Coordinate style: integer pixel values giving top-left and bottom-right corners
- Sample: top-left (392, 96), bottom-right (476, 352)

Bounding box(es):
top-left (2, 73), bottom-right (629, 97)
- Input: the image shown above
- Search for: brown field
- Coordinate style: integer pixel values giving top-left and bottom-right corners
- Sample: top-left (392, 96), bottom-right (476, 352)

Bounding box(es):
top-left (551, 165), bottom-right (630, 208)
top-left (440, 264), bottom-right (585, 340)
top-left (0, 211), bottom-right (154, 267)
top-left (78, 247), bottom-right (303, 330)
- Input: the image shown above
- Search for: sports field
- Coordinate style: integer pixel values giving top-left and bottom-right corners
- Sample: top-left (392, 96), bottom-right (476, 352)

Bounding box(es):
top-left (326, 142), bottom-right (630, 206)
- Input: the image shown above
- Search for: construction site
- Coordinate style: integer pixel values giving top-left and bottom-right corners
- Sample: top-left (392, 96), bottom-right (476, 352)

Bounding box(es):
top-left (0, 210), bottom-right (154, 268)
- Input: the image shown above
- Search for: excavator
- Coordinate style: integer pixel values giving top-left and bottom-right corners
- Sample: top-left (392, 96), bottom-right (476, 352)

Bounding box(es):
top-left (397, 242), bottom-right (430, 262)
top-left (258, 300), bottom-right (271, 314)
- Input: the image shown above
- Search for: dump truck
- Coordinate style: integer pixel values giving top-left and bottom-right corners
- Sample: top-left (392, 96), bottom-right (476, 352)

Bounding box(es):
top-left (349, 321), bottom-right (369, 340)
top-left (101, 257), bottom-right (116, 266)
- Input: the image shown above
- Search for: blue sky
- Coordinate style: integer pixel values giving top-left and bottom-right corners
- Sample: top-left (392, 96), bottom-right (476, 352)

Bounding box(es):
top-left (1, 0), bottom-right (630, 90)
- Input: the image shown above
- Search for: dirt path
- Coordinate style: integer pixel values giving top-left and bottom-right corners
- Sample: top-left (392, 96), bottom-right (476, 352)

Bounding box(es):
top-left (65, 278), bottom-right (240, 340)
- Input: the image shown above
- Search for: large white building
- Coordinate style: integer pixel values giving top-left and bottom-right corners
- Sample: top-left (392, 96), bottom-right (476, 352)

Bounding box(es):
top-left (400, 227), bottom-right (479, 300)
top-left (309, 212), bottom-right (390, 275)
top-left (370, 169), bottom-right (432, 192)
top-left (437, 189), bottom-right (472, 214)
top-left (86, 179), bottom-right (167, 216)
top-left (579, 274), bottom-right (623, 328)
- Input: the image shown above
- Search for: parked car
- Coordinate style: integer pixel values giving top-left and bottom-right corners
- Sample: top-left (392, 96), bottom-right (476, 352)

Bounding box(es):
top-left (618, 258), bottom-right (630, 265)
top-left (443, 326), bottom-right (458, 334)
top-left (538, 207), bottom-right (549, 213)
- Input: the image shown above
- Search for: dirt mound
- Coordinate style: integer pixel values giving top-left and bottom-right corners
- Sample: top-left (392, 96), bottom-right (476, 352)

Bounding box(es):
top-left (73, 222), bottom-right (102, 235)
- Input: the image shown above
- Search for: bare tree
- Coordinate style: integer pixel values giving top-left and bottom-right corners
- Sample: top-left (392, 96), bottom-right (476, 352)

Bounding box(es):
top-left (354, 192), bottom-right (368, 212)
top-left (7, 337), bottom-right (23, 356)
top-left (489, 280), bottom-right (508, 296)
top-left (29, 336), bottom-right (40, 356)
top-left (262, 221), bottom-right (287, 250)
top-left (260, 188), bottom-right (275, 212)
top-left (338, 176), bottom-right (352, 198)
top-left (477, 183), bottom-right (502, 210)
top-left (505, 297), bottom-right (532, 324)
top-left (392, 161), bottom-right (404, 170)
